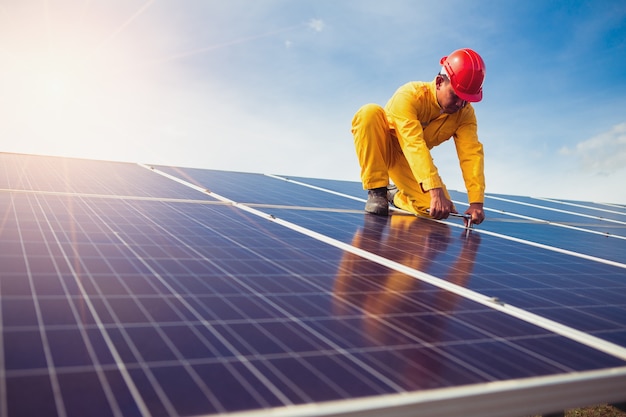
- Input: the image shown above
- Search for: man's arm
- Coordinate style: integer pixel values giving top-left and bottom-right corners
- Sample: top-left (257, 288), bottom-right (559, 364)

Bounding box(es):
top-left (385, 83), bottom-right (446, 192)
top-left (454, 105), bottom-right (486, 224)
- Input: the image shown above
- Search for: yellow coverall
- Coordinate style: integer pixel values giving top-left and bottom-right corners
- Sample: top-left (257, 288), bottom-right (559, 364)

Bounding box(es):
top-left (352, 80), bottom-right (485, 214)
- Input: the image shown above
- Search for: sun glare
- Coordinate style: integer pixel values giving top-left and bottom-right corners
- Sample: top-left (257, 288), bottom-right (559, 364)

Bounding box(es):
top-left (0, 1), bottom-right (161, 159)
top-left (45, 75), bottom-right (68, 98)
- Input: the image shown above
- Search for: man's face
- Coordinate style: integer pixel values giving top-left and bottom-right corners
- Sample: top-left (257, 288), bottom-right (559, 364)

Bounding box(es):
top-left (436, 75), bottom-right (467, 114)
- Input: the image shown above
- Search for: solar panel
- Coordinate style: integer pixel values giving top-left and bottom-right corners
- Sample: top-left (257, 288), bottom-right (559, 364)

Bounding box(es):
top-left (1, 152), bottom-right (625, 417)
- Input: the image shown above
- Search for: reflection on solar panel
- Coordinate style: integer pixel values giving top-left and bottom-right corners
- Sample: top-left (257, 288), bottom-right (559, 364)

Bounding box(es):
top-left (1, 152), bottom-right (625, 417)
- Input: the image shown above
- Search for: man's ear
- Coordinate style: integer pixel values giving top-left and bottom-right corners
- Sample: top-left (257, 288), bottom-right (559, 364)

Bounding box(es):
top-left (435, 74), bottom-right (445, 89)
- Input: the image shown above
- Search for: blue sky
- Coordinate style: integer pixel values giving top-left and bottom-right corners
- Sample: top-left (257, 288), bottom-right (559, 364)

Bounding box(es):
top-left (1, 0), bottom-right (625, 203)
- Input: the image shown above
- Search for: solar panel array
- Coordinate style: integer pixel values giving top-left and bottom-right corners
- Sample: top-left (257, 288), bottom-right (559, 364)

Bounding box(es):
top-left (1, 152), bottom-right (625, 417)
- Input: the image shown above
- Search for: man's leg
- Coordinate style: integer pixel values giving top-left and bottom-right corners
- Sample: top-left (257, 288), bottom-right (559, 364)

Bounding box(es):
top-left (351, 104), bottom-right (394, 215)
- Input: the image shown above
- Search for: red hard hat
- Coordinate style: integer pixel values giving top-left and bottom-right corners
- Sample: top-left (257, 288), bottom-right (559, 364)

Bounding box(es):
top-left (440, 48), bottom-right (486, 102)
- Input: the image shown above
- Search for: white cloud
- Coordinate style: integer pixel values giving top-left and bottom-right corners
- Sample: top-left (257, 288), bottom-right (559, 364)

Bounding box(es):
top-left (308, 18), bottom-right (324, 32)
top-left (560, 123), bottom-right (626, 175)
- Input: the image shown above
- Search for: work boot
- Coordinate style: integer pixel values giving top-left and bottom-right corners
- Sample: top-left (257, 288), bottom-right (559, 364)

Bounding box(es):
top-left (387, 184), bottom-right (398, 207)
top-left (365, 187), bottom-right (389, 215)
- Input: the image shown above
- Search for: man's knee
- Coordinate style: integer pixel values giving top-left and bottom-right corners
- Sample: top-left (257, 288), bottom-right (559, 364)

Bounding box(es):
top-left (352, 104), bottom-right (387, 131)
top-left (356, 103), bottom-right (385, 118)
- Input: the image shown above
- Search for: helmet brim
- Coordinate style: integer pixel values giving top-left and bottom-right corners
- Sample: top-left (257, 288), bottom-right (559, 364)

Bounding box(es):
top-left (454, 88), bottom-right (483, 103)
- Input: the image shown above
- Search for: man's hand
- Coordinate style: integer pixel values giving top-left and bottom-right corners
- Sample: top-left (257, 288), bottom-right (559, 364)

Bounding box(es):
top-left (428, 188), bottom-right (455, 219)
top-left (464, 203), bottom-right (485, 226)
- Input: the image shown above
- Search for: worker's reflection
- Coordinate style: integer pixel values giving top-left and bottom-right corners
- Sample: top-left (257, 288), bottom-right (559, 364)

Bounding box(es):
top-left (333, 214), bottom-right (482, 351)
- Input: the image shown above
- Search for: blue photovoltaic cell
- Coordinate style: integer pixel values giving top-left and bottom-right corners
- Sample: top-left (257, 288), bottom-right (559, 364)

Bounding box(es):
top-left (0, 153), bottom-right (212, 200)
top-left (262, 209), bottom-right (626, 347)
top-left (276, 176), bottom-right (625, 232)
top-left (283, 176), bottom-right (626, 266)
top-left (2, 153), bottom-right (626, 417)
top-left (486, 193), bottom-right (626, 223)
top-left (281, 175), bottom-right (369, 198)
top-left (169, 169), bottom-right (626, 346)
top-left (141, 168), bottom-right (626, 346)
top-left (2, 192), bottom-right (624, 416)
top-left (479, 222), bottom-right (625, 264)
top-left (155, 166), bottom-right (364, 210)
top-left (277, 179), bottom-right (626, 249)
top-left (484, 194), bottom-right (626, 226)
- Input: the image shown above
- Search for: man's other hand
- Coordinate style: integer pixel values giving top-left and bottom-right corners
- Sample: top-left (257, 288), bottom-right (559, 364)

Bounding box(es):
top-left (428, 188), bottom-right (455, 219)
top-left (464, 203), bottom-right (485, 226)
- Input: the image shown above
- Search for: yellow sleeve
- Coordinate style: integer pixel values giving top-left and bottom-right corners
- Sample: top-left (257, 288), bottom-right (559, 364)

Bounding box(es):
top-left (453, 105), bottom-right (485, 203)
top-left (385, 84), bottom-right (444, 191)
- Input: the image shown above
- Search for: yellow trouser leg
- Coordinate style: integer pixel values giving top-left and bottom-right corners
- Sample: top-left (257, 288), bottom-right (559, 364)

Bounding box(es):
top-left (351, 104), bottom-right (393, 190)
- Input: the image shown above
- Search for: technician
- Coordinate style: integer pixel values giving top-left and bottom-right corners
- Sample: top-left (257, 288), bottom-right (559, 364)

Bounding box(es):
top-left (351, 48), bottom-right (486, 225)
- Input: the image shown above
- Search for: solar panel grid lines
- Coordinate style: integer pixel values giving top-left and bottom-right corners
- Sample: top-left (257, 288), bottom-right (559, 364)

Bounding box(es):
top-left (476, 220), bottom-right (625, 267)
top-left (110, 183), bottom-right (500, 399)
top-left (21, 192), bottom-right (153, 417)
top-left (427, 193), bottom-right (626, 243)
top-left (276, 175), bottom-right (626, 232)
top-left (478, 205), bottom-right (626, 240)
top-left (194, 367), bottom-right (626, 417)
top-left (152, 166), bottom-right (366, 211)
top-left (260, 178), bottom-right (623, 338)
top-left (0, 188), bottom-right (232, 207)
top-left (493, 195), bottom-right (626, 221)
top-left (144, 166), bottom-right (626, 360)
top-left (598, 202), bottom-right (626, 210)
top-left (485, 195), bottom-right (626, 224)
top-left (264, 174), bottom-right (366, 204)
top-left (255, 174), bottom-right (626, 270)
top-left (2, 153), bottom-right (626, 416)
top-left (101, 220), bottom-right (292, 414)
top-left (0, 153), bottom-right (211, 200)
top-left (96, 196), bottom-right (415, 405)
top-left (11, 192), bottom-right (78, 417)
top-left (310, 176), bottom-right (626, 265)
top-left (534, 197), bottom-right (626, 217)
top-left (81, 197), bottom-right (448, 410)
top-left (207, 210), bottom-right (626, 361)
top-left (6, 194), bottom-right (270, 412)
top-left (464, 227), bottom-right (626, 270)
